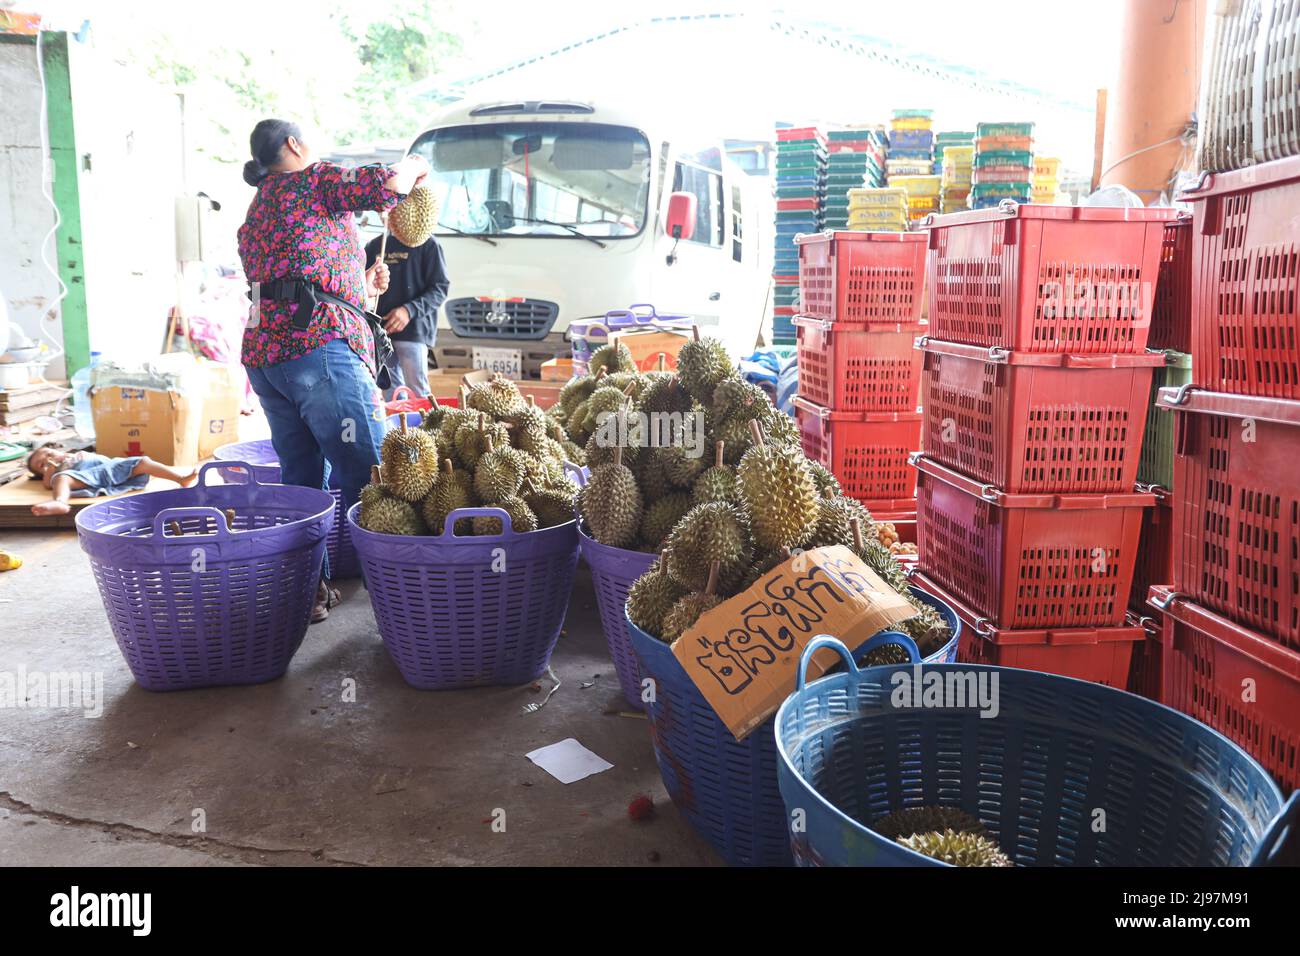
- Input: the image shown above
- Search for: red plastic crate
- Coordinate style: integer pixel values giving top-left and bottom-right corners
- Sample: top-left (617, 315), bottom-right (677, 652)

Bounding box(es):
top-left (1150, 587), bottom-right (1300, 792)
top-left (778, 197), bottom-right (820, 212)
top-left (1128, 487), bottom-right (1173, 616)
top-left (1125, 614), bottom-right (1164, 703)
top-left (777, 126), bottom-right (825, 143)
top-left (922, 204), bottom-right (1175, 353)
top-left (914, 455), bottom-right (1154, 629)
top-left (1148, 216), bottom-right (1192, 353)
top-left (793, 396), bottom-right (920, 503)
top-left (1160, 387), bottom-right (1300, 653)
top-left (794, 316), bottom-right (924, 413)
top-left (794, 231), bottom-right (928, 325)
top-left (1182, 155), bottom-right (1300, 399)
top-left (912, 570), bottom-right (1144, 687)
top-left (920, 339), bottom-right (1163, 493)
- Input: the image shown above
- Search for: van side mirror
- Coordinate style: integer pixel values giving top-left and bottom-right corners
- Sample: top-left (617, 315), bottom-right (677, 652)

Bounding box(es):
top-left (665, 191), bottom-right (697, 241)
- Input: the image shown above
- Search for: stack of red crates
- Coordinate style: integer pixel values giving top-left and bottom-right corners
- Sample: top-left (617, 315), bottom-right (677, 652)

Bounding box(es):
top-left (791, 231), bottom-right (928, 534)
top-left (909, 204), bottom-right (1175, 687)
top-left (1149, 155), bottom-right (1300, 792)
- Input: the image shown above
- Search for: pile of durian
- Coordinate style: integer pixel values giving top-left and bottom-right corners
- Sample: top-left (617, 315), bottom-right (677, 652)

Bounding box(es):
top-left (872, 806), bottom-right (1013, 867)
top-left (357, 375), bottom-right (581, 537)
top-left (559, 333), bottom-right (948, 651)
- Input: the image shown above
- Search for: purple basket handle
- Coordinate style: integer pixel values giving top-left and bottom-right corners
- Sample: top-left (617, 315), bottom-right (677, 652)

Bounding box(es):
top-left (198, 459), bottom-right (263, 487)
top-left (564, 461), bottom-right (588, 487)
top-left (443, 506), bottom-right (515, 538)
top-left (1251, 792), bottom-right (1300, 866)
top-left (151, 506), bottom-right (235, 540)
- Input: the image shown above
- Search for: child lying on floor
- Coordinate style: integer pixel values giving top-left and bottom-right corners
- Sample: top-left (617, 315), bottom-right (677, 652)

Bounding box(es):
top-left (26, 446), bottom-right (198, 516)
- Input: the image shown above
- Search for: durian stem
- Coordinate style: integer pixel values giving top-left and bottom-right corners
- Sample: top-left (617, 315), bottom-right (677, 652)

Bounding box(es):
top-left (657, 352), bottom-right (666, 372)
top-left (705, 560), bottom-right (720, 596)
top-left (748, 419), bottom-right (765, 446)
top-left (691, 326), bottom-right (700, 342)
top-left (850, 517), bottom-right (864, 553)
top-left (442, 459), bottom-right (454, 474)
top-left (622, 381), bottom-right (637, 396)
top-left (399, 416), bottom-right (408, 434)
top-left (527, 394), bottom-right (536, 407)
top-left (370, 465), bottom-right (382, 484)
top-left (484, 435), bottom-right (495, 454)
top-left (613, 446), bottom-right (623, 469)
top-left (224, 508), bottom-right (236, 531)
top-left (715, 440), bottom-right (724, 468)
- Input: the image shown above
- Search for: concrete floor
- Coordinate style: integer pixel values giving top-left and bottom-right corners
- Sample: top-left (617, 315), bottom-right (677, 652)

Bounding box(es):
top-left (0, 526), bottom-right (720, 866)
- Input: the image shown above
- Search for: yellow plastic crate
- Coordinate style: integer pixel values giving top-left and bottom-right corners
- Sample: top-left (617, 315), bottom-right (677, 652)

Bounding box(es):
top-left (888, 175), bottom-right (942, 198)
top-left (891, 116), bottom-right (933, 131)
top-left (941, 145), bottom-right (974, 164)
top-left (847, 207), bottom-right (909, 227)
top-left (846, 186), bottom-right (909, 208)
top-left (1033, 156), bottom-right (1062, 179)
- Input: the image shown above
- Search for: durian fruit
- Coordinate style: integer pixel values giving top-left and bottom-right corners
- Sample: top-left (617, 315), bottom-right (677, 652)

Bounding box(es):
top-left (421, 459), bottom-right (474, 534)
top-left (582, 382), bottom-right (634, 435)
top-left (455, 413), bottom-right (510, 469)
top-left (473, 494), bottom-right (538, 535)
top-left (656, 443), bottom-right (706, 489)
top-left (711, 377), bottom-right (768, 429)
top-left (871, 806), bottom-right (988, 842)
top-left (560, 439), bottom-right (587, 466)
top-left (738, 547), bottom-right (792, 590)
top-left (466, 374), bottom-right (526, 419)
top-left (420, 404), bottom-right (448, 433)
top-left (676, 328), bottom-right (736, 405)
top-left (380, 417), bottom-right (439, 502)
top-left (580, 446), bottom-right (643, 548)
top-left (639, 492), bottom-right (693, 549)
top-left (858, 642), bottom-right (914, 667)
top-left (388, 184), bottom-right (440, 247)
top-left (588, 342), bottom-right (637, 377)
top-left (636, 372), bottom-right (694, 417)
top-left (692, 441), bottom-right (737, 506)
top-left (438, 406), bottom-right (478, 446)
top-left (474, 436), bottom-right (525, 503)
top-left (736, 420), bottom-right (819, 551)
top-left (897, 829), bottom-right (1012, 867)
top-left (808, 496), bottom-right (877, 550)
top-left (522, 481), bottom-right (577, 528)
top-left (808, 461), bottom-right (841, 499)
top-left (664, 501), bottom-right (752, 592)
top-left (635, 450), bottom-right (672, 501)
top-left (359, 465), bottom-right (426, 535)
top-left (762, 403), bottom-right (802, 449)
top-left (627, 554), bottom-right (688, 637)
top-left (659, 562), bottom-right (723, 642)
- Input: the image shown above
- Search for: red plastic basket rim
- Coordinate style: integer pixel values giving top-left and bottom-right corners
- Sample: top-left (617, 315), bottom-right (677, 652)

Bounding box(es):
top-left (918, 204), bottom-right (1179, 229)
top-left (794, 314), bottom-right (927, 335)
top-left (1155, 386), bottom-right (1300, 426)
top-left (913, 454), bottom-right (1156, 510)
top-left (778, 198), bottom-right (820, 211)
top-left (859, 497), bottom-right (918, 513)
top-left (1179, 154), bottom-right (1300, 202)
top-left (793, 395), bottom-right (921, 423)
top-left (919, 337), bottom-right (1169, 368)
top-left (913, 570), bottom-right (1145, 646)
top-left (794, 230), bottom-right (926, 246)
top-left (1148, 586), bottom-right (1300, 682)
top-left (869, 508), bottom-right (917, 522)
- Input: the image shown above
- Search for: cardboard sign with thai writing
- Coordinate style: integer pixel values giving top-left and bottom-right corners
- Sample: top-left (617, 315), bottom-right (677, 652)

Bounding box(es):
top-left (671, 545), bottom-right (916, 740)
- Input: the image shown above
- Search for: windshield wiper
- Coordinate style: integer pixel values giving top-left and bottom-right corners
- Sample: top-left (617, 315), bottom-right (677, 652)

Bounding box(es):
top-left (511, 217), bottom-right (607, 248)
top-left (439, 224), bottom-right (498, 246)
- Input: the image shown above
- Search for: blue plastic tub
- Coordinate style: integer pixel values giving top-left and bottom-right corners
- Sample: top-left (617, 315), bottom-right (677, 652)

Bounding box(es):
top-left (578, 526), bottom-right (656, 709)
top-left (775, 637), bottom-right (1299, 866)
top-left (628, 587), bottom-right (960, 866)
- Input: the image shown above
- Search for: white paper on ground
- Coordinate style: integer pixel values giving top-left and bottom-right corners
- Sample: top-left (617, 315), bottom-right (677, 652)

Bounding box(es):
top-left (525, 738), bottom-right (613, 784)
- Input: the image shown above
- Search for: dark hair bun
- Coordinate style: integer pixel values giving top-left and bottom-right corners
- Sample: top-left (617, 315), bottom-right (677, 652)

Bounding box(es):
top-left (243, 159), bottom-right (269, 187)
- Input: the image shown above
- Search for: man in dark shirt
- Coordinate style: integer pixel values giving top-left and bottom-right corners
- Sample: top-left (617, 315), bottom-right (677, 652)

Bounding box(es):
top-left (364, 213), bottom-right (450, 397)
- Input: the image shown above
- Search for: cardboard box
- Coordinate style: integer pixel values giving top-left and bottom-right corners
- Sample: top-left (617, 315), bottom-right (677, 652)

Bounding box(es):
top-left (610, 327), bottom-right (691, 371)
top-left (432, 369), bottom-right (562, 410)
top-left (91, 383), bottom-right (202, 466)
top-left (197, 363), bottom-right (245, 459)
top-left (671, 545), bottom-right (915, 740)
top-left (540, 357), bottom-right (575, 382)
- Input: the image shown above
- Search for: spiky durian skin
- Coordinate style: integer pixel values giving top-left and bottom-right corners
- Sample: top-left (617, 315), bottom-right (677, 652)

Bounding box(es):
top-left (711, 378), bottom-right (768, 427)
top-left (736, 443), bottom-right (820, 551)
top-left (455, 419), bottom-right (511, 469)
top-left (359, 493), bottom-right (426, 536)
top-left (627, 559), bottom-right (689, 637)
top-left (635, 452), bottom-right (672, 501)
top-left (871, 807), bottom-right (988, 842)
top-left (858, 643), bottom-right (914, 667)
top-left (420, 404), bottom-right (447, 432)
top-left (897, 829), bottom-right (1012, 867)
top-left (581, 384), bottom-right (630, 433)
top-left (659, 591), bottom-right (723, 642)
top-left (677, 336), bottom-right (735, 405)
top-left (763, 406), bottom-right (802, 449)
top-left (808, 461), bottom-right (841, 499)
top-left (664, 502), bottom-right (752, 592)
top-left (588, 342), bottom-right (637, 377)
top-left (692, 462), bottom-right (737, 506)
top-left (380, 427), bottom-right (439, 502)
top-left (472, 495), bottom-right (538, 535)
top-left (388, 184), bottom-right (439, 246)
top-left (580, 459), bottom-right (643, 548)
top-left (656, 444), bottom-right (706, 489)
top-left (474, 445), bottom-right (525, 502)
top-left (524, 487), bottom-right (576, 528)
top-left (639, 493), bottom-right (693, 549)
top-left (466, 377), bottom-right (526, 419)
top-left (636, 375), bottom-right (694, 417)
top-left (807, 496), bottom-right (877, 550)
top-left (738, 549), bottom-right (791, 591)
top-left (560, 440), bottom-right (587, 466)
top-left (421, 471), bottom-right (474, 534)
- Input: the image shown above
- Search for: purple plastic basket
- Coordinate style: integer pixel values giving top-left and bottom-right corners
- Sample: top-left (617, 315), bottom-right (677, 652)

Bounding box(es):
top-left (213, 439), bottom-right (361, 579)
top-left (627, 586), bottom-right (960, 866)
top-left (76, 461), bottom-right (336, 691)
top-left (578, 525), bottom-right (656, 709)
top-left (348, 503), bottom-right (580, 689)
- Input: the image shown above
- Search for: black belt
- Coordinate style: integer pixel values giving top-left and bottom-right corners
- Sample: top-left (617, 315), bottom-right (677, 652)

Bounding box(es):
top-left (255, 278), bottom-right (395, 389)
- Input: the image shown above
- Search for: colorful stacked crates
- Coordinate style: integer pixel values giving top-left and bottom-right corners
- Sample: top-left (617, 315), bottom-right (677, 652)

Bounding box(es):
top-left (887, 109), bottom-right (940, 223)
top-left (913, 203), bottom-right (1177, 689)
top-left (1149, 154), bottom-right (1300, 792)
top-left (937, 132), bottom-right (974, 213)
top-left (822, 127), bottom-right (887, 230)
top-left (846, 186), bottom-right (908, 233)
top-left (1032, 155), bottom-right (1063, 204)
top-left (971, 121), bottom-right (1034, 209)
top-left (792, 231), bottom-right (928, 524)
top-left (773, 126), bottom-right (827, 344)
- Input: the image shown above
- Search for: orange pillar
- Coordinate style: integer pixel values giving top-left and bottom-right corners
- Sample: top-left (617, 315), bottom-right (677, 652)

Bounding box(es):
top-left (1100, 0), bottom-right (1204, 202)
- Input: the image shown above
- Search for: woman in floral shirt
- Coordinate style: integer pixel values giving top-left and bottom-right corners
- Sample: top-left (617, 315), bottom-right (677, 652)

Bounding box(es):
top-left (238, 118), bottom-right (429, 620)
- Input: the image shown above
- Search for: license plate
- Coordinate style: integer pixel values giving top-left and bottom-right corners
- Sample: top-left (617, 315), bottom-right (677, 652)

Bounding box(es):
top-left (472, 346), bottom-right (522, 378)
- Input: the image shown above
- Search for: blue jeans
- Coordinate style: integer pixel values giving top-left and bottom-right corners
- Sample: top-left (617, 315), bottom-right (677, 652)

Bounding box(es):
top-left (383, 340), bottom-right (431, 399)
top-left (245, 339), bottom-right (387, 514)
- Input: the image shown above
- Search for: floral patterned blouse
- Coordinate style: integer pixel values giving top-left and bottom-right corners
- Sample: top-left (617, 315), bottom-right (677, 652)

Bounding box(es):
top-left (238, 162), bottom-right (403, 370)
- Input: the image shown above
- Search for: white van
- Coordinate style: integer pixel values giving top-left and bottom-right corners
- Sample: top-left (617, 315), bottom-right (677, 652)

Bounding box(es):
top-left (405, 99), bottom-right (773, 378)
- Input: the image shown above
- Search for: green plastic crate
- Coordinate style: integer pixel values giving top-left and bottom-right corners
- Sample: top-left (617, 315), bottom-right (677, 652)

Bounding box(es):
top-left (973, 149), bottom-right (1034, 167)
top-left (1138, 352), bottom-right (1192, 489)
top-left (976, 121), bottom-right (1036, 139)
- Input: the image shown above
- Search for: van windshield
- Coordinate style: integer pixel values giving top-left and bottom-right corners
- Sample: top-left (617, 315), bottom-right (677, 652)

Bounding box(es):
top-left (410, 122), bottom-right (652, 239)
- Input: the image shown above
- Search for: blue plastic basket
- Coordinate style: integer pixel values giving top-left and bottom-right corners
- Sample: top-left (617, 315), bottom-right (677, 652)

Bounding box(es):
top-left (348, 503), bottom-right (580, 689)
top-left (579, 526), bottom-right (656, 709)
top-left (775, 637), bottom-right (1299, 866)
top-left (627, 587), bottom-right (960, 866)
top-left (76, 462), bottom-right (335, 691)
